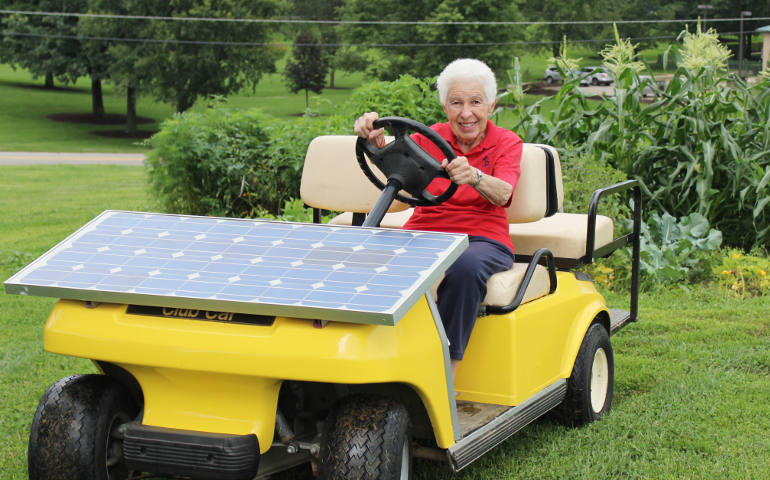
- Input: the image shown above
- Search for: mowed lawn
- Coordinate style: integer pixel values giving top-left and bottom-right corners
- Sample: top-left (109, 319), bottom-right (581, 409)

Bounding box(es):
top-left (1, 165), bottom-right (768, 479)
top-left (0, 63), bottom-right (367, 153)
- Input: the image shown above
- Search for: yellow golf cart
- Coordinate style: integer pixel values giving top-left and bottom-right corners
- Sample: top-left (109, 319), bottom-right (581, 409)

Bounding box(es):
top-left (6, 117), bottom-right (639, 479)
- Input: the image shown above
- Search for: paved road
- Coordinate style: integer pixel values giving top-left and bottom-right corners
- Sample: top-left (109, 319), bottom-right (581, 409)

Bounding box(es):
top-left (0, 152), bottom-right (145, 166)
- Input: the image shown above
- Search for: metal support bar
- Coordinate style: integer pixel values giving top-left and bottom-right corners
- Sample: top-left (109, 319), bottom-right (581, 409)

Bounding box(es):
top-left (362, 178), bottom-right (402, 228)
top-left (584, 179), bottom-right (641, 324)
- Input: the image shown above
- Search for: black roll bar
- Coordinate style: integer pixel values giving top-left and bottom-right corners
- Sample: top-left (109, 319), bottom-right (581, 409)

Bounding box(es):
top-left (584, 179), bottom-right (641, 323)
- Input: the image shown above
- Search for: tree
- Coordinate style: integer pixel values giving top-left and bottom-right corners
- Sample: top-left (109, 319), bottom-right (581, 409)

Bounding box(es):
top-left (336, 0), bottom-right (522, 80)
top-left (1, 3), bottom-right (115, 119)
top-left (0, 1), bottom-right (86, 88)
top-left (284, 31), bottom-right (329, 109)
top-left (519, 0), bottom-right (604, 57)
top-left (82, 0), bottom-right (281, 122)
top-left (289, 0), bottom-right (343, 87)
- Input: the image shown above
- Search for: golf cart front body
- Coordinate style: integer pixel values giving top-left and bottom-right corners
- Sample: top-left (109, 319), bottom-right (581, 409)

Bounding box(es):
top-left (43, 292), bottom-right (458, 451)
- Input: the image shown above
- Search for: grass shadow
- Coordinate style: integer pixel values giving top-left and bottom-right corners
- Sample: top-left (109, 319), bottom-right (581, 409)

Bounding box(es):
top-left (0, 79), bottom-right (88, 94)
top-left (48, 113), bottom-right (155, 125)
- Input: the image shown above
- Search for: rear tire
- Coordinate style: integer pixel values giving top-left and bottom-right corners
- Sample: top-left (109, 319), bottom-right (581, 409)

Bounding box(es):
top-left (557, 323), bottom-right (614, 426)
top-left (28, 374), bottom-right (139, 480)
top-left (318, 395), bottom-right (412, 480)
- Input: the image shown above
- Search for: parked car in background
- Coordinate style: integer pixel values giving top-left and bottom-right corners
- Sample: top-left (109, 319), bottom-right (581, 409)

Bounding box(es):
top-left (579, 66), bottom-right (612, 86)
top-left (544, 66), bottom-right (562, 84)
top-left (636, 75), bottom-right (656, 97)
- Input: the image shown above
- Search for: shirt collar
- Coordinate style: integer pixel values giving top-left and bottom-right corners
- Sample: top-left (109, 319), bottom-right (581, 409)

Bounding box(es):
top-left (438, 119), bottom-right (500, 155)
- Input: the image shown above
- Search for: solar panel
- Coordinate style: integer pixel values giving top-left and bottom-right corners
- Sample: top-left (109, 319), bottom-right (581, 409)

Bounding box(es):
top-left (4, 211), bottom-right (468, 325)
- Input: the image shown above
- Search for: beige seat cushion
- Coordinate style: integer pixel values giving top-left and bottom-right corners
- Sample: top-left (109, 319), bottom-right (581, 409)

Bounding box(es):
top-left (508, 212), bottom-right (614, 259)
top-left (332, 210), bottom-right (614, 263)
top-left (505, 144), bottom-right (550, 223)
top-left (483, 263), bottom-right (550, 306)
top-left (429, 263), bottom-right (550, 309)
top-left (530, 144), bottom-right (564, 211)
top-left (328, 209), bottom-right (413, 229)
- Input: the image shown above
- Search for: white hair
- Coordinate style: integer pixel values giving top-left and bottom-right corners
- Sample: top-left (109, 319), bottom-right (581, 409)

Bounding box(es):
top-left (436, 58), bottom-right (497, 106)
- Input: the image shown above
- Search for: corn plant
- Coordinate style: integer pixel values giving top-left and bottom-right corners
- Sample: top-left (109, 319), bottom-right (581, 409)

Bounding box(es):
top-left (512, 27), bottom-right (770, 249)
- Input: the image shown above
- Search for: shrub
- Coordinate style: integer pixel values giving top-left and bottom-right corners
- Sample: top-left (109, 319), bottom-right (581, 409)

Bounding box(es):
top-left (714, 249), bottom-right (770, 298)
top-left (146, 74), bottom-right (447, 218)
top-left (560, 152), bottom-right (630, 220)
top-left (639, 212), bottom-right (722, 284)
top-left (343, 74), bottom-right (445, 126)
top-left (262, 113), bottom-right (349, 207)
top-left (145, 108), bottom-right (274, 217)
top-left (586, 212), bottom-right (722, 292)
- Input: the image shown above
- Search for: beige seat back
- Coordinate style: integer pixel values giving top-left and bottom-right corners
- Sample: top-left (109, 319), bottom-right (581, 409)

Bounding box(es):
top-left (505, 144), bottom-right (563, 223)
top-left (533, 144), bottom-right (564, 211)
top-left (306, 138), bottom-right (560, 227)
top-left (300, 135), bottom-right (408, 214)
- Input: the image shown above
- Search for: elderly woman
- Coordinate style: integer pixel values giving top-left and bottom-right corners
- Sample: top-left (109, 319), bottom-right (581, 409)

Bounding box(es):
top-left (354, 58), bottom-right (523, 376)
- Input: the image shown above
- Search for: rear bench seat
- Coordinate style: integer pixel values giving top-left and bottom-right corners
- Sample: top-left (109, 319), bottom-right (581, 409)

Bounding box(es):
top-left (299, 136), bottom-right (615, 311)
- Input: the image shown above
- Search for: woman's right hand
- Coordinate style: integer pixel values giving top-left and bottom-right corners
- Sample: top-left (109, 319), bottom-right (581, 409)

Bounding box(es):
top-left (354, 112), bottom-right (386, 148)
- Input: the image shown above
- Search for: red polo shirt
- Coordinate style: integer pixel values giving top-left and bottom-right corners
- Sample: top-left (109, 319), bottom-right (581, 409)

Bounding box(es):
top-left (403, 120), bottom-right (522, 253)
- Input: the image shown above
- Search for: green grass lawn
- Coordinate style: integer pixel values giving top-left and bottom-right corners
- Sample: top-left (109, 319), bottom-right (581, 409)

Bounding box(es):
top-left (0, 65), bottom-right (173, 153)
top-left (0, 63), bottom-right (368, 153)
top-left (1, 165), bottom-right (768, 479)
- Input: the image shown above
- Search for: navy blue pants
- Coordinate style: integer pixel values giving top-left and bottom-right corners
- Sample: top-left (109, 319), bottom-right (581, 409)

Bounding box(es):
top-left (437, 236), bottom-right (514, 360)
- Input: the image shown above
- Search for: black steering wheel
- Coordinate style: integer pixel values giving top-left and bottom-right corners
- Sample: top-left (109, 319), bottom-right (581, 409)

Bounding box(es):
top-left (355, 116), bottom-right (458, 206)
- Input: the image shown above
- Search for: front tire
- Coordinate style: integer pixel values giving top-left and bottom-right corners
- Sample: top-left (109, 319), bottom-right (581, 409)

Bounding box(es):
top-left (318, 395), bottom-right (412, 480)
top-left (558, 323), bottom-right (614, 426)
top-left (28, 374), bottom-right (139, 480)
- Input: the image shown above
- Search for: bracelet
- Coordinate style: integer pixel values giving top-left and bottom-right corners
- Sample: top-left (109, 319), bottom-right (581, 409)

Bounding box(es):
top-left (472, 168), bottom-right (483, 188)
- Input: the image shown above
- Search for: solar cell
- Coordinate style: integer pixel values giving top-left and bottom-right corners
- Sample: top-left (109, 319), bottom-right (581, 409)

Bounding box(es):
top-left (4, 211), bottom-right (468, 325)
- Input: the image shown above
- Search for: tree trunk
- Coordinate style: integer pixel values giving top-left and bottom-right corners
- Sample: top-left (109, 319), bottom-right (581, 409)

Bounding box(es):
top-left (44, 73), bottom-right (54, 89)
top-left (329, 68), bottom-right (335, 89)
top-left (126, 86), bottom-right (137, 135)
top-left (305, 89), bottom-right (309, 110)
top-left (176, 94), bottom-right (194, 113)
top-left (91, 78), bottom-right (105, 120)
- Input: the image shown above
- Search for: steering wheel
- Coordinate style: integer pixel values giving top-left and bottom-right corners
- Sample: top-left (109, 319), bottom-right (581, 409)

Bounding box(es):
top-left (355, 116), bottom-right (458, 206)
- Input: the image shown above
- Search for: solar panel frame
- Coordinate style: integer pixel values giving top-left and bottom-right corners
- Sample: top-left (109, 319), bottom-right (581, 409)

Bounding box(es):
top-left (4, 210), bottom-right (468, 326)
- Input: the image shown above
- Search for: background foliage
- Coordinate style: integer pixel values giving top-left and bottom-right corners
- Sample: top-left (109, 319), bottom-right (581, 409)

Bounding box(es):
top-left (335, 0), bottom-right (521, 80)
top-left (512, 32), bottom-right (770, 250)
top-left (145, 108), bottom-right (275, 216)
top-left (145, 74), bottom-right (444, 218)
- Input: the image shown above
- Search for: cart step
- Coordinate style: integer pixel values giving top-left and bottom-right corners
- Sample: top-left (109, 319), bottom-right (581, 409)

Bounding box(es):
top-left (609, 308), bottom-right (633, 334)
top-left (448, 380), bottom-right (566, 471)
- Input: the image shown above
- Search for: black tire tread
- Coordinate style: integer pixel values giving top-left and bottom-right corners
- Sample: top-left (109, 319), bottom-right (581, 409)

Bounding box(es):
top-left (28, 374), bottom-right (138, 480)
top-left (318, 395), bottom-right (410, 480)
top-left (556, 323), bottom-right (614, 426)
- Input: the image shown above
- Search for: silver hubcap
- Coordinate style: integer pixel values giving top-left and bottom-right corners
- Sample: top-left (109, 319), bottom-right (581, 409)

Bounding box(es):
top-left (590, 348), bottom-right (609, 413)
